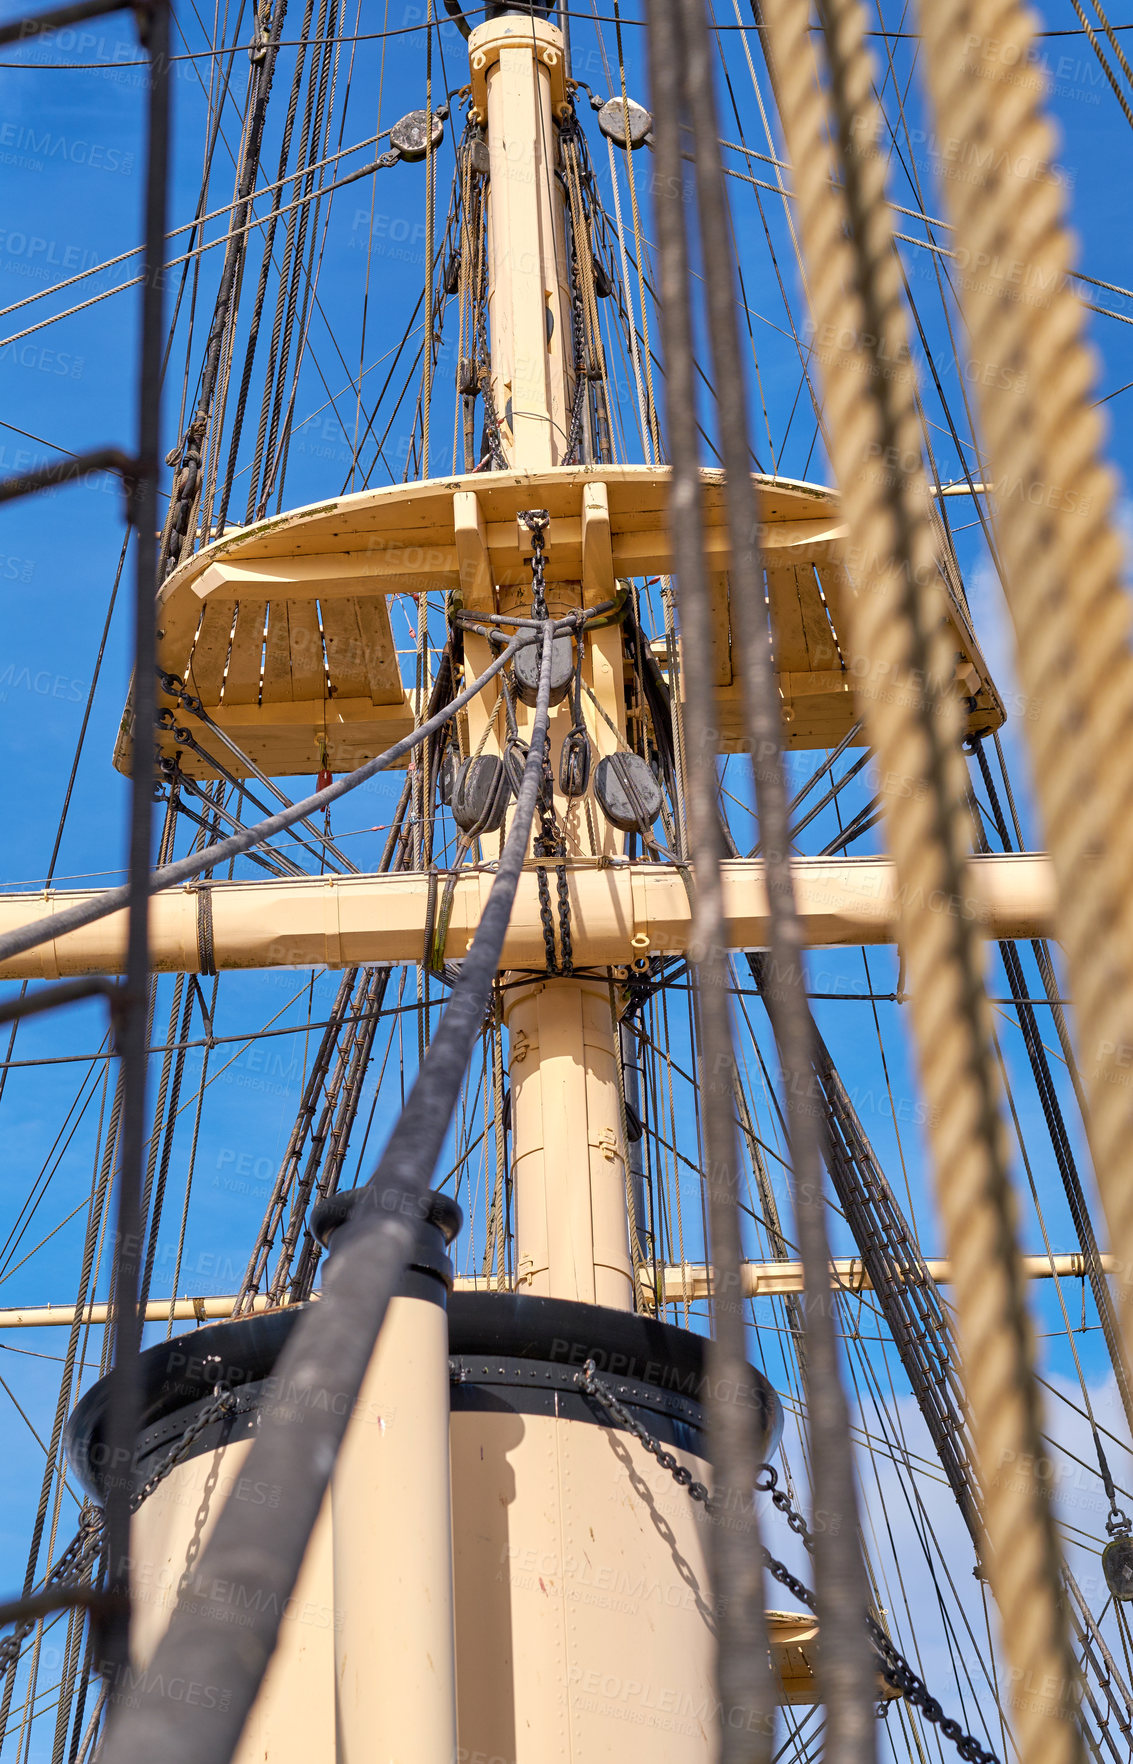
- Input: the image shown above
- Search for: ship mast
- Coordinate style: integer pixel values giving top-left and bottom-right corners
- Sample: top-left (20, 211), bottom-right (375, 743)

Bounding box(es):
top-left (465, 5), bottom-right (635, 1307)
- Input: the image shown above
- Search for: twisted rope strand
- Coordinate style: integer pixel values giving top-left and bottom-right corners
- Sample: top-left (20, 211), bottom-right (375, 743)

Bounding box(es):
top-left (915, 0), bottom-right (1133, 1428)
top-left (760, 1), bottom-right (1082, 1758)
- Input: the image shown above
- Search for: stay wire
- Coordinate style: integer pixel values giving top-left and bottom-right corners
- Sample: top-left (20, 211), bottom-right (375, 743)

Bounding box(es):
top-left (98, 624), bottom-right (558, 1764)
top-left (0, 629), bottom-right (536, 971)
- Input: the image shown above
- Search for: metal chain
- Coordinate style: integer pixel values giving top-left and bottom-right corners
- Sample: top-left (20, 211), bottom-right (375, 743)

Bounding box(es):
top-left (474, 184), bottom-right (507, 469)
top-left (560, 119), bottom-right (592, 466)
top-left (131, 1387), bottom-right (239, 1510)
top-left (580, 1358), bottom-right (714, 1505)
top-left (555, 862), bottom-right (573, 974)
top-left (579, 1360), bottom-right (1000, 1764)
top-left (536, 866), bottom-right (558, 973)
top-left (0, 1511), bottom-right (104, 1673)
top-left (520, 509), bottom-right (549, 620)
top-left (0, 1388), bottom-right (239, 1677)
top-left (519, 510), bottom-right (573, 978)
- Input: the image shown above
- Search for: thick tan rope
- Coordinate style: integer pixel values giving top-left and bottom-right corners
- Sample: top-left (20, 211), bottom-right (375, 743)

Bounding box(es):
top-left (760, 2), bottom-right (1082, 1758)
top-left (915, 2), bottom-right (1133, 1401)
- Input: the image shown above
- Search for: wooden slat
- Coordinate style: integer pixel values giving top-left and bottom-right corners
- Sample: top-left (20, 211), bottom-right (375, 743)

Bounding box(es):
top-left (796, 562), bottom-right (841, 674)
top-left (288, 601), bottom-right (325, 701)
top-left (222, 600), bottom-right (266, 705)
top-left (353, 595), bottom-right (403, 703)
top-left (816, 561), bottom-right (852, 638)
top-left (154, 695), bottom-right (418, 777)
top-left (766, 565), bottom-right (811, 672)
top-left (320, 598), bottom-right (368, 699)
top-left (709, 572), bottom-right (731, 687)
top-left (260, 602), bottom-right (293, 705)
top-left (185, 598), bottom-right (235, 702)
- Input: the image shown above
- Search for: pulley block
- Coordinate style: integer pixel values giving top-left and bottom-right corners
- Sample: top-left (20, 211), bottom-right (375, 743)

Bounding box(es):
top-left (452, 755), bottom-right (510, 834)
top-left (595, 96), bottom-right (652, 150)
top-left (458, 355), bottom-right (480, 396)
top-left (513, 633), bottom-right (575, 707)
top-left (439, 747), bottom-right (457, 807)
top-left (1103, 1534), bottom-right (1133, 1601)
top-left (558, 727), bottom-right (592, 798)
top-left (390, 108), bottom-right (446, 162)
top-left (503, 742), bottom-right (554, 813)
top-left (594, 751), bottom-right (663, 832)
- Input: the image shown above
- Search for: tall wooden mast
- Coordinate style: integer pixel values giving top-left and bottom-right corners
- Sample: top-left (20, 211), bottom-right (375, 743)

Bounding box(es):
top-left (467, 7), bottom-right (636, 1307)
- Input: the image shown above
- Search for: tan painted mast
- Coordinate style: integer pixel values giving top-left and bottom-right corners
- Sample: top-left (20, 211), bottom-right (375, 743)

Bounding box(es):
top-left (466, 9), bottom-right (635, 1308)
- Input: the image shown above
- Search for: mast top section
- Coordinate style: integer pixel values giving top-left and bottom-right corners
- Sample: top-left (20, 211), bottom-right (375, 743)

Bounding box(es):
top-left (467, 12), bottom-right (571, 128)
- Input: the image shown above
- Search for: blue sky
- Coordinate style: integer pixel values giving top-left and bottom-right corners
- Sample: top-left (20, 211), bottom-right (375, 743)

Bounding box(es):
top-left (1, 0), bottom-right (1133, 1752)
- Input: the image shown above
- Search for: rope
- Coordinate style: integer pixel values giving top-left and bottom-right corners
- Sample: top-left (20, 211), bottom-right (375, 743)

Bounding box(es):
top-left (255, 0), bottom-right (339, 519)
top-left (663, 1), bottom-right (878, 1754)
top-left (612, 0), bottom-right (660, 460)
top-left (101, 627), bottom-right (559, 1764)
top-left (423, 0), bottom-right (435, 476)
top-left (647, 0), bottom-right (809, 1748)
top-left (916, 0), bottom-right (1133, 1515)
top-left (0, 630), bottom-right (533, 970)
top-left (216, 0), bottom-right (314, 532)
top-left (760, 2), bottom-right (1083, 1759)
top-left (1067, 0), bottom-right (1133, 131)
top-left (605, 135), bottom-right (651, 461)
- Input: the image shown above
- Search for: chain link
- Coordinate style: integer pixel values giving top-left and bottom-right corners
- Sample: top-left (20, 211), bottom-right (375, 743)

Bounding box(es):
top-left (579, 1360), bottom-right (999, 1764)
top-left (580, 1358), bottom-right (713, 1506)
top-left (536, 866), bottom-right (558, 973)
top-left (132, 1387), bottom-right (239, 1509)
top-left (467, 132), bottom-right (507, 471)
top-left (520, 508), bottom-right (549, 621)
top-left (0, 1389), bottom-right (238, 1677)
top-left (555, 862), bottom-right (574, 974)
top-left (0, 1509), bottom-right (104, 1673)
top-left (519, 511), bottom-right (573, 978)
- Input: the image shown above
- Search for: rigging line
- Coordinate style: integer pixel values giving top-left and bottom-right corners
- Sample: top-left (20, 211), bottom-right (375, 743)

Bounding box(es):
top-left (714, 155), bottom-right (1133, 317)
top-left (351, 0), bottom-right (392, 489)
top-left (216, 0), bottom-right (317, 527)
top-left (422, 0), bottom-right (435, 476)
top-left (848, 1335), bottom-right (1001, 1740)
top-left (0, 1056), bottom-right (108, 1282)
top-left (164, 0), bottom-right (250, 427)
top-left (166, 0), bottom-right (290, 569)
top-left (0, 121), bottom-right (397, 333)
top-left (268, 0), bottom-right (360, 513)
top-left (727, 0), bottom-right (827, 463)
top-left (3, 8), bottom-right (1132, 64)
top-left (0, 14), bottom-right (461, 69)
top-left (0, 537), bottom-right (124, 1110)
top-left (971, 757), bottom-right (1129, 1425)
top-left (0, 1055), bottom-right (116, 1746)
top-left (612, 0), bottom-right (660, 459)
top-left (168, 711), bottom-right (359, 872)
top-left (0, 627), bottom-right (536, 968)
top-left (0, 148), bottom-right (412, 353)
top-left (1068, 0), bottom-right (1133, 126)
top-left (338, 292), bottom-right (426, 492)
top-left (849, 16), bottom-right (1003, 585)
top-left (102, 627), bottom-right (558, 1764)
top-left (360, 336), bottom-right (427, 488)
top-left (991, 1017), bottom-right (1126, 1488)
top-left (593, 200), bottom-right (753, 459)
top-left (782, 7), bottom-right (1086, 1758)
top-left (273, 23), bottom-right (436, 505)
top-left (706, 2), bottom-right (774, 468)
top-left (0, 1374), bottom-right (76, 1488)
top-left (249, 0), bottom-right (333, 519)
